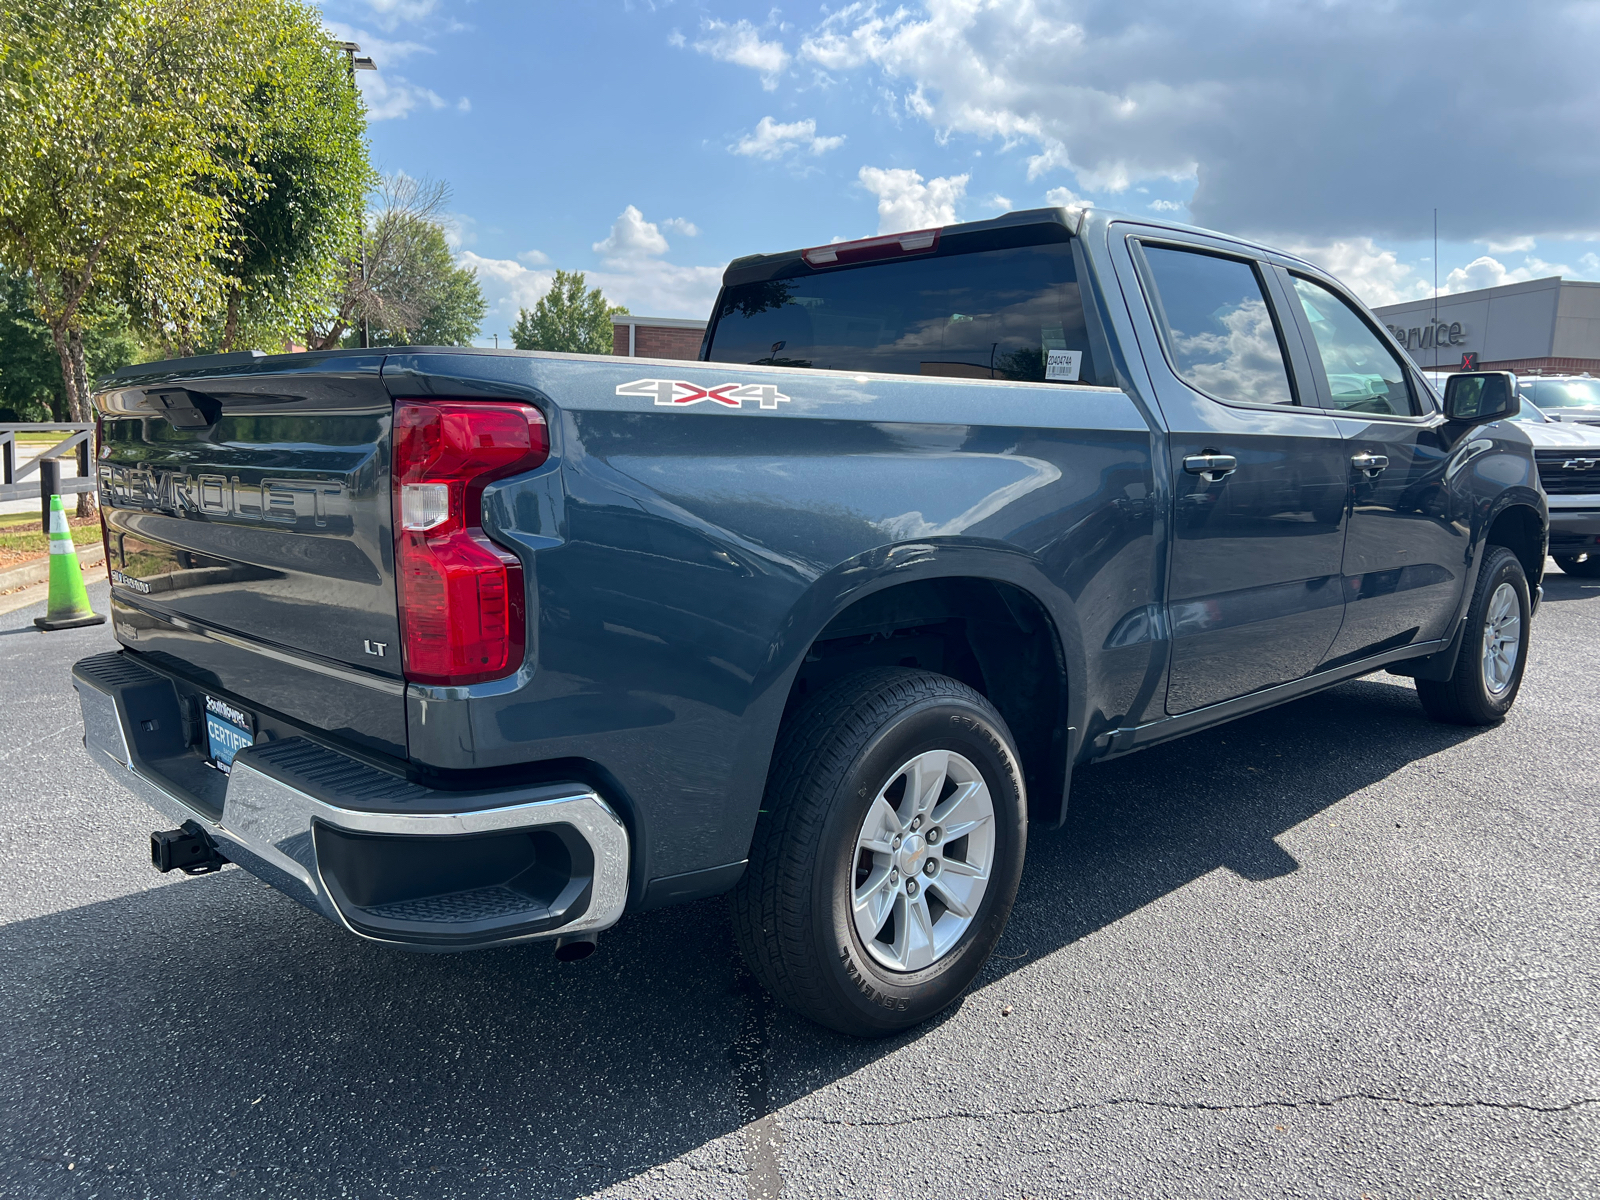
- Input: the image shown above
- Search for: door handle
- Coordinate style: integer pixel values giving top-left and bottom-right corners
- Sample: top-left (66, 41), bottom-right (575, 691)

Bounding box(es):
top-left (1351, 452), bottom-right (1389, 477)
top-left (1183, 453), bottom-right (1237, 482)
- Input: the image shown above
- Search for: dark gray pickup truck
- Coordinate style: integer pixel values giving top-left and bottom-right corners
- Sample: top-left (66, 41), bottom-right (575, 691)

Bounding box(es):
top-left (74, 206), bottom-right (1546, 1035)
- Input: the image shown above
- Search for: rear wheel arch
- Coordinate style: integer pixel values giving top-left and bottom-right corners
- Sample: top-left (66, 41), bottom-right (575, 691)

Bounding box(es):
top-left (780, 572), bottom-right (1076, 826)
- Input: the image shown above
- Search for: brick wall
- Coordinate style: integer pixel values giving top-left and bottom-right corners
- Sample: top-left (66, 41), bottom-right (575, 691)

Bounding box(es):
top-left (1436, 356), bottom-right (1600, 376)
top-left (635, 325), bottom-right (704, 360)
top-left (612, 322), bottom-right (706, 361)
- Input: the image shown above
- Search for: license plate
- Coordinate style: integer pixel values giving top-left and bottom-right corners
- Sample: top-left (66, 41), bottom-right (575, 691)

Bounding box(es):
top-left (204, 697), bottom-right (254, 771)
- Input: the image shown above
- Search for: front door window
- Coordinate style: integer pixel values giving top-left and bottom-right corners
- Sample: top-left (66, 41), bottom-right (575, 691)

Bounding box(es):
top-left (1290, 277), bottom-right (1417, 417)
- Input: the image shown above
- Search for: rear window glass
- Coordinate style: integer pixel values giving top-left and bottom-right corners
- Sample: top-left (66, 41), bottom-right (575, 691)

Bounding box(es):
top-left (1526, 378), bottom-right (1600, 408)
top-left (705, 241), bottom-right (1106, 385)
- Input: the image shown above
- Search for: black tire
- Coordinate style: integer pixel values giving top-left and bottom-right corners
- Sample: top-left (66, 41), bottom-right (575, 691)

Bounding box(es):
top-left (731, 668), bottom-right (1027, 1037)
top-left (1553, 553), bottom-right (1600, 578)
top-left (1415, 546), bottom-right (1531, 725)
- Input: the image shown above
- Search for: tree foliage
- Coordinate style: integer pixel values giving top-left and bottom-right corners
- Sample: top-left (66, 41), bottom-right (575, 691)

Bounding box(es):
top-left (210, 3), bottom-right (372, 352)
top-left (0, 0), bottom-right (376, 427)
top-left (310, 175), bottom-right (486, 350)
top-left (0, 0), bottom-right (271, 417)
top-left (512, 271), bottom-right (627, 355)
top-left (0, 270), bottom-right (141, 421)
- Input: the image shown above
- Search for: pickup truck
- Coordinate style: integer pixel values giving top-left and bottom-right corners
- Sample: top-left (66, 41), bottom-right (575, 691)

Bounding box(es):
top-left (1510, 397), bottom-right (1600, 576)
top-left (73, 206), bottom-right (1546, 1036)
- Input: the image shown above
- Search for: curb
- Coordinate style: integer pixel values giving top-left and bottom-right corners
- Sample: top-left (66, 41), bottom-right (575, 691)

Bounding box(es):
top-left (0, 543), bottom-right (105, 594)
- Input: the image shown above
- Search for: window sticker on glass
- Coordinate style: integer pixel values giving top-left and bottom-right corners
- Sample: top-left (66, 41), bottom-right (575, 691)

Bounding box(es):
top-left (1045, 349), bottom-right (1083, 381)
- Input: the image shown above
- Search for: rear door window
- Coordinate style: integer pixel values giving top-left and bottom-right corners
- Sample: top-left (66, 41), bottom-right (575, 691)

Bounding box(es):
top-left (705, 240), bottom-right (1103, 384)
top-left (1137, 244), bottom-right (1298, 407)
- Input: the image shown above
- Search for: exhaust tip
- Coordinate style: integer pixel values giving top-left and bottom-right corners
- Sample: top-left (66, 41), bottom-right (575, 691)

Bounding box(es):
top-left (553, 934), bottom-right (597, 962)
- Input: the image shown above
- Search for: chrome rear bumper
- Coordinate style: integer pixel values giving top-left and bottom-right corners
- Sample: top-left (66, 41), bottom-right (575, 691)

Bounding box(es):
top-left (72, 651), bottom-right (630, 950)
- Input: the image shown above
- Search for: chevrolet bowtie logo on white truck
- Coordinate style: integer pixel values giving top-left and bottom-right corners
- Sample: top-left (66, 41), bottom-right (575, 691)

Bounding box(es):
top-left (616, 378), bottom-right (791, 409)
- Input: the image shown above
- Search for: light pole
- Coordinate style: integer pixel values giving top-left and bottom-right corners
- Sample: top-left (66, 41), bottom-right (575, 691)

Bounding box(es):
top-left (335, 40), bottom-right (377, 75)
top-left (335, 42), bottom-right (377, 348)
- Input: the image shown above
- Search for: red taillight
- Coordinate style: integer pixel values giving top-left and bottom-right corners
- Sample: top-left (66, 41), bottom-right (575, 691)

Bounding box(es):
top-left (392, 400), bottom-right (549, 686)
top-left (801, 228), bottom-right (940, 268)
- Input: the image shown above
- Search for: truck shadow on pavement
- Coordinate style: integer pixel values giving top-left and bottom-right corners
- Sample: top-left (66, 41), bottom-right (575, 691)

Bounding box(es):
top-left (0, 676), bottom-right (1487, 1199)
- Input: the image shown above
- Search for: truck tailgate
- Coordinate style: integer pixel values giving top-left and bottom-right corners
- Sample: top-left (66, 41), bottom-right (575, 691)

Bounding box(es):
top-left (95, 354), bottom-right (406, 758)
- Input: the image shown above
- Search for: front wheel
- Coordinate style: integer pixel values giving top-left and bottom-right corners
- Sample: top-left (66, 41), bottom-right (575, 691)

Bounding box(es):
top-left (731, 668), bottom-right (1027, 1037)
top-left (1553, 553), bottom-right (1600, 578)
top-left (1416, 546), bottom-right (1531, 725)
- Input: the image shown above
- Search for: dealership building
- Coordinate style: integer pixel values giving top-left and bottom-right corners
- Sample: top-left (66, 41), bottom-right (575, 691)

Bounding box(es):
top-left (1372, 276), bottom-right (1600, 376)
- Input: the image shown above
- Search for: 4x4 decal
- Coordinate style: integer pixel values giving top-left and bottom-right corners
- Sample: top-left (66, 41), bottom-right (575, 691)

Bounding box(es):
top-left (616, 379), bottom-right (791, 410)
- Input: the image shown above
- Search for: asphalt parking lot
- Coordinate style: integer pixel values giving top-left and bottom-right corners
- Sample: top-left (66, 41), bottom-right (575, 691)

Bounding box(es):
top-left (1, 574), bottom-right (1595, 1199)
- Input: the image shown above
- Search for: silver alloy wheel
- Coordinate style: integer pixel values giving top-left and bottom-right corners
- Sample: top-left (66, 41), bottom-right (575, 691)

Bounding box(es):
top-left (851, 749), bottom-right (996, 973)
top-left (1481, 581), bottom-right (1522, 695)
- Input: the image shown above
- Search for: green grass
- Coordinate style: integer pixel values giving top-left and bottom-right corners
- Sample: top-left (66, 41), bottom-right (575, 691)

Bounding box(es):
top-left (0, 516), bottom-right (100, 562)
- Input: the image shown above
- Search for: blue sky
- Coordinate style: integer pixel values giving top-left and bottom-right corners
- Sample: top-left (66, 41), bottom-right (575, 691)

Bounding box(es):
top-left (315, 1), bottom-right (1600, 345)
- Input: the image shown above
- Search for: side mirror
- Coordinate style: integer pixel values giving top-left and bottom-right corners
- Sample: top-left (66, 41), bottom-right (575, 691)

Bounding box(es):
top-left (1444, 371), bottom-right (1519, 423)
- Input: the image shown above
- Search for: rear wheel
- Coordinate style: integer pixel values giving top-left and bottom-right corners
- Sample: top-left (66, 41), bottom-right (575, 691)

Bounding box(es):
top-left (731, 668), bottom-right (1027, 1037)
top-left (1416, 546), bottom-right (1531, 725)
top-left (1554, 553), bottom-right (1600, 578)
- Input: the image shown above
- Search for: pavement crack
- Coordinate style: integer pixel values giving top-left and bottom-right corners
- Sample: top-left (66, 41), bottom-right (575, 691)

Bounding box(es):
top-left (731, 953), bottom-right (787, 1200)
top-left (797, 1093), bottom-right (1600, 1128)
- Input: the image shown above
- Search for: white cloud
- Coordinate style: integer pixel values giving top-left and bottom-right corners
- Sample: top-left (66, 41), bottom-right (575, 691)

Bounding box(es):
top-left (322, 22), bottom-right (467, 121)
top-left (692, 19), bottom-right (790, 90)
top-left (1442, 255), bottom-right (1572, 294)
top-left (984, 193), bottom-right (1012, 211)
top-left (1581, 253), bottom-right (1600, 275)
top-left (321, 22), bottom-right (430, 65)
top-left (356, 72), bottom-right (448, 121)
top-left (1044, 185), bottom-right (1089, 209)
top-left (859, 166), bottom-right (967, 234)
top-left (1484, 236), bottom-right (1536, 254)
top-left (662, 218), bottom-right (700, 237)
top-left (354, 0), bottom-right (440, 31)
top-left (589, 262), bottom-right (726, 321)
top-left (441, 212), bottom-right (476, 250)
top-left (1149, 199), bottom-right (1184, 213)
top-left (462, 246), bottom-right (724, 330)
top-left (593, 206), bottom-right (671, 262)
top-left (730, 116), bottom-right (846, 160)
top-left (797, 0), bottom-right (1600, 244)
top-left (1279, 238), bottom-right (1430, 308)
top-left (457, 252), bottom-right (557, 327)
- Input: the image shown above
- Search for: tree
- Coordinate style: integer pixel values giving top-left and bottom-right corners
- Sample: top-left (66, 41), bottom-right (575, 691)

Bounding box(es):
top-left (308, 175), bottom-right (486, 350)
top-left (0, 0), bottom-right (271, 424)
top-left (0, 270), bottom-right (143, 421)
top-left (512, 271), bottom-right (627, 354)
top-left (360, 217), bottom-right (486, 347)
top-left (209, 4), bottom-right (372, 352)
